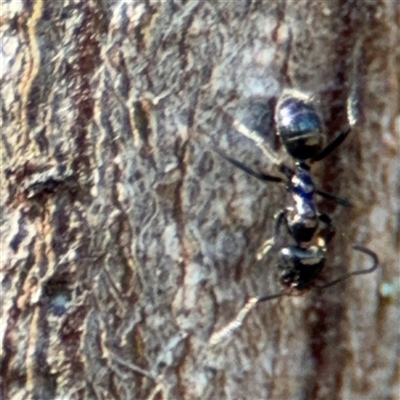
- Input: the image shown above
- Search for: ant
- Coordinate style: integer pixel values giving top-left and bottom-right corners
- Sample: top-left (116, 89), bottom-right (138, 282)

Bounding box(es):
top-left (209, 90), bottom-right (378, 345)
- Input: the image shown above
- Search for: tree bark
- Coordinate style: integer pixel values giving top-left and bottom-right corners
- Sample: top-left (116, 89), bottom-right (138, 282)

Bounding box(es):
top-left (1, 1), bottom-right (398, 399)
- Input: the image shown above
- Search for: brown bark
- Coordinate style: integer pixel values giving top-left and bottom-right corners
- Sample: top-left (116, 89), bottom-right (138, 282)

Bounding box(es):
top-left (1, 1), bottom-right (398, 399)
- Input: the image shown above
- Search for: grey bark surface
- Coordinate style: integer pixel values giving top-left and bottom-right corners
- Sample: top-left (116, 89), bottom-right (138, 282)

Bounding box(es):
top-left (1, 1), bottom-right (399, 400)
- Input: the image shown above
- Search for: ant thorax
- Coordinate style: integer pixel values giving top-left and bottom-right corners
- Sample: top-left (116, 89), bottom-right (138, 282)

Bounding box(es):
top-left (285, 162), bottom-right (319, 244)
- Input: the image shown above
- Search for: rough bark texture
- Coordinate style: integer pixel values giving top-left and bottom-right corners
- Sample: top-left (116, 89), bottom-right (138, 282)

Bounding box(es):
top-left (1, 1), bottom-right (398, 399)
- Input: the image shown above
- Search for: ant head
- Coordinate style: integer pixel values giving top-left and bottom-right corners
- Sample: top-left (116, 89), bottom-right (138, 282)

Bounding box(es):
top-left (278, 245), bottom-right (326, 290)
top-left (275, 90), bottom-right (325, 160)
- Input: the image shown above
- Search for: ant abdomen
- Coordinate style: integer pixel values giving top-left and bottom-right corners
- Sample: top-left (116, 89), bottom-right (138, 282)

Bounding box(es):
top-left (276, 91), bottom-right (325, 160)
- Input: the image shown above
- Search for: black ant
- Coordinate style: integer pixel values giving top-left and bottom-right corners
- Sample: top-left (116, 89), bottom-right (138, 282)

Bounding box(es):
top-left (209, 90), bottom-right (378, 344)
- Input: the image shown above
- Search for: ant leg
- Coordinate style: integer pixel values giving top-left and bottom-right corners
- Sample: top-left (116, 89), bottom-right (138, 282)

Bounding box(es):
top-left (256, 210), bottom-right (286, 261)
top-left (214, 148), bottom-right (283, 183)
top-left (217, 105), bottom-right (282, 166)
top-left (215, 148), bottom-right (352, 208)
top-left (256, 237), bottom-right (276, 261)
top-left (311, 127), bottom-right (351, 163)
top-left (277, 160), bottom-right (352, 208)
top-left (316, 245), bottom-right (379, 290)
top-left (317, 213), bottom-right (336, 245)
top-left (257, 290), bottom-right (291, 303)
top-left (315, 189), bottom-right (353, 208)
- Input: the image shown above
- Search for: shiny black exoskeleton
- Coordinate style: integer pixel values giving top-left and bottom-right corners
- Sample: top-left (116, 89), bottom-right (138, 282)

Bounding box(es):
top-left (216, 89), bottom-right (378, 296)
top-left (276, 91), bottom-right (325, 160)
top-left (273, 91), bottom-right (349, 248)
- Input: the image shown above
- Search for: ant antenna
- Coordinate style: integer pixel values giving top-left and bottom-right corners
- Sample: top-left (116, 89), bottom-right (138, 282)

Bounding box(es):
top-left (316, 245), bottom-right (379, 289)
